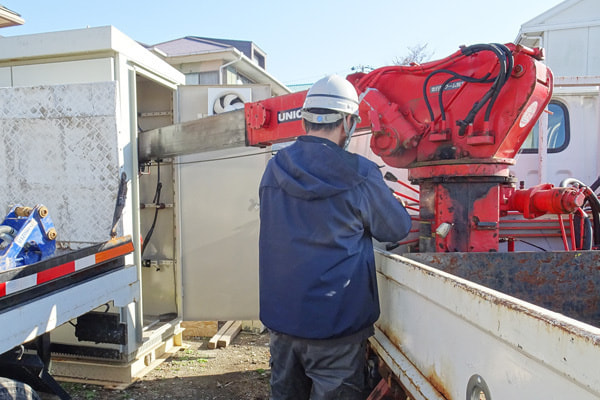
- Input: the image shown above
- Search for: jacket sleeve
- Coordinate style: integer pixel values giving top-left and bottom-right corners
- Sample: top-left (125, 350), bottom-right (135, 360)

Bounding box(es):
top-left (357, 165), bottom-right (413, 243)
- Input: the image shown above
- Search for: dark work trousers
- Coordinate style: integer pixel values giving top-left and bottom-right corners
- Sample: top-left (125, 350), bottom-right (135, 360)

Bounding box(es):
top-left (269, 330), bottom-right (370, 400)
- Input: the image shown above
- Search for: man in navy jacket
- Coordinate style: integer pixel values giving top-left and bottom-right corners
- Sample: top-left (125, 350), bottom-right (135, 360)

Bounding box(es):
top-left (259, 75), bottom-right (412, 400)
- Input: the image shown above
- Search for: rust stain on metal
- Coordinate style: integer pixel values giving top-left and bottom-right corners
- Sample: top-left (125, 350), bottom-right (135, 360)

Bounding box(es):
top-left (377, 324), bottom-right (403, 356)
top-left (376, 251), bottom-right (600, 399)
top-left (426, 369), bottom-right (453, 400)
top-left (376, 323), bottom-right (451, 399)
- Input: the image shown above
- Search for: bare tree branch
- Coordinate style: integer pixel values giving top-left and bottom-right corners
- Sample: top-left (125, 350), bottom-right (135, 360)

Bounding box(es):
top-left (394, 43), bottom-right (433, 66)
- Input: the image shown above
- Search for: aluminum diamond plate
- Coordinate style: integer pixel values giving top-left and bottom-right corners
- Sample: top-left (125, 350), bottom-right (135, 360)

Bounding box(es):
top-left (0, 82), bottom-right (121, 248)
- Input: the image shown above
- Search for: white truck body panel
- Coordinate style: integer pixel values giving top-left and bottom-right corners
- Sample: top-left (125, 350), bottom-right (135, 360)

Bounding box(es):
top-left (518, 0), bottom-right (600, 77)
top-left (0, 26), bottom-right (185, 370)
top-left (513, 82), bottom-right (600, 187)
top-left (516, 0), bottom-right (600, 187)
top-left (374, 250), bottom-right (600, 399)
top-left (8, 58), bottom-right (115, 87)
top-left (0, 26), bottom-right (183, 88)
top-left (0, 266), bottom-right (138, 355)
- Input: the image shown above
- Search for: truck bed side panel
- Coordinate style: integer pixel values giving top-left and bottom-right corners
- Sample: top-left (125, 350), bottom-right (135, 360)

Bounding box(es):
top-left (374, 250), bottom-right (600, 399)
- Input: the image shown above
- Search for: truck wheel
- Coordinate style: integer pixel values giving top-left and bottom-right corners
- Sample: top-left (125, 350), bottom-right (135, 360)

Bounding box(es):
top-left (0, 377), bottom-right (41, 400)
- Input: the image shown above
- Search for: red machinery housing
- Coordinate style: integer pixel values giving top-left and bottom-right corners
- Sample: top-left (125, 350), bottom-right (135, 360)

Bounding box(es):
top-left (245, 43), bottom-right (584, 252)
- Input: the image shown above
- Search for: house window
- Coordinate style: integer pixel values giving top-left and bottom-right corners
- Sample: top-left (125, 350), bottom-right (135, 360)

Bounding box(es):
top-left (237, 73), bottom-right (253, 84)
top-left (520, 101), bottom-right (569, 153)
top-left (199, 71), bottom-right (220, 85)
top-left (184, 71), bottom-right (220, 85)
top-left (253, 52), bottom-right (265, 69)
top-left (185, 73), bottom-right (199, 85)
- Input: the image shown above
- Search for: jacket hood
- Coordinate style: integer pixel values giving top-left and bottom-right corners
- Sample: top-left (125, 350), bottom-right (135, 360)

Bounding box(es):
top-left (269, 136), bottom-right (366, 200)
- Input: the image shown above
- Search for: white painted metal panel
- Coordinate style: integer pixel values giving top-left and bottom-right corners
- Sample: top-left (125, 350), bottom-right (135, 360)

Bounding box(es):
top-left (0, 82), bottom-right (121, 247)
top-left (543, 0), bottom-right (598, 25)
top-left (0, 265), bottom-right (138, 355)
top-left (178, 147), bottom-right (267, 320)
top-left (176, 85), bottom-right (271, 321)
top-left (0, 27), bottom-right (184, 86)
top-left (546, 28), bottom-right (588, 77)
top-left (0, 27), bottom-right (113, 61)
top-left (514, 90), bottom-right (600, 187)
top-left (0, 67), bottom-right (10, 87)
top-left (12, 58), bottom-right (114, 86)
top-left (589, 26), bottom-right (600, 75)
top-left (519, 0), bottom-right (599, 34)
top-left (374, 251), bottom-right (600, 399)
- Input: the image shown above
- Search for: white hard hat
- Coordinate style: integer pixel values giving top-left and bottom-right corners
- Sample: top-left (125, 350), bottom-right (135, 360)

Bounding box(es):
top-left (302, 75), bottom-right (359, 121)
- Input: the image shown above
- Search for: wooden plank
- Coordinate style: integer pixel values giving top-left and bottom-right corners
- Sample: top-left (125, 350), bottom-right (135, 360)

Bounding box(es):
top-left (181, 321), bottom-right (218, 338)
top-left (208, 321), bottom-right (234, 349)
top-left (217, 321), bottom-right (242, 348)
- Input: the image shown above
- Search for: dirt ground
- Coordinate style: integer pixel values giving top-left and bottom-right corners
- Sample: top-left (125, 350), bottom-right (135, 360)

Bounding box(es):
top-left (41, 331), bottom-right (271, 400)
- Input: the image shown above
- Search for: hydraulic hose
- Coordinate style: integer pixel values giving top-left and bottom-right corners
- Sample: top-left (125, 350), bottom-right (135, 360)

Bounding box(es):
top-left (484, 44), bottom-right (513, 121)
top-left (560, 177), bottom-right (600, 246)
top-left (142, 161), bottom-right (162, 256)
top-left (458, 43), bottom-right (512, 129)
top-left (422, 43), bottom-right (512, 134)
top-left (423, 68), bottom-right (494, 123)
top-left (590, 175), bottom-right (600, 192)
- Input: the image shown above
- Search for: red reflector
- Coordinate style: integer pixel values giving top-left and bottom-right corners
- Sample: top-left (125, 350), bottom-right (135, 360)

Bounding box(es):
top-left (37, 261), bottom-right (75, 284)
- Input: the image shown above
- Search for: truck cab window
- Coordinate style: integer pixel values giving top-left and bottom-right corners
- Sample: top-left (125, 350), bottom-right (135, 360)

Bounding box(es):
top-left (520, 101), bottom-right (569, 153)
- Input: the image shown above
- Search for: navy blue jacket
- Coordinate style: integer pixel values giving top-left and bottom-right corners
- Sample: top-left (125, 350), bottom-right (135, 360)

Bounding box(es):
top-left (259, 136), bottom-right (412, 339)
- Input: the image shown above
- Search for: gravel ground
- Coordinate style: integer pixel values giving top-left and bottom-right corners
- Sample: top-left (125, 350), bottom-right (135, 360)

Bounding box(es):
top-left (40, 331), bottom-right (271, 400)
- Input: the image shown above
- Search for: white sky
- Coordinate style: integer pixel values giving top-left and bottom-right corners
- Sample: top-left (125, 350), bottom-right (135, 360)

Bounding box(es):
top-left (1, 1), bottom-right (565, 85)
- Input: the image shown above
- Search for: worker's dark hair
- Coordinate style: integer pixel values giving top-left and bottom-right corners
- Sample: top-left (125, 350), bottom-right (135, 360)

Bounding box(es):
top-left (303, 108), bottom-right (343, 132)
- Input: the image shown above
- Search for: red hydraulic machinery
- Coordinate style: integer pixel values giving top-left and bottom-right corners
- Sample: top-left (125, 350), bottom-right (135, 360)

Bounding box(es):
top-left (244, 43), bottom-right (585, 252)
top-left (139, 42), bottom-right (585, 252)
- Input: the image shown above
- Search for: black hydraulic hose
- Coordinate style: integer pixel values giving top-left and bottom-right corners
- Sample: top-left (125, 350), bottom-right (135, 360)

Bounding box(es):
top-left (560, 177), bottom-right (600, 246)
top-left (590, 176), bottom-right (600, 192)
top-left (438, 76), bottom-right (460, 122)
top-left (589, 200), bottom-right (600, 246)
top-left (497, 43), bottom-right (514, 86)
top-left (437, 69), bottom-right (496, 122)
top-left (455, 43), bottom-right (512, 132)
top-left (142, 161), bottom-right (162, 256)
top-left (423, 43), bottom-right (512, 133)
top-left (423, 68), bottom-right (493, 122)
top-left (461, 45), bottom-right (505, 122)
top-left (483, 43), bottom-right (513, 121)
top-left (516, 239), bottom-right (548, 252)
top-left (574, 212), bottom-right (593, 250)
top-left (110, 172), bottom-right (128, 238)
top-left (588, 200), bottom-right (600, 246)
